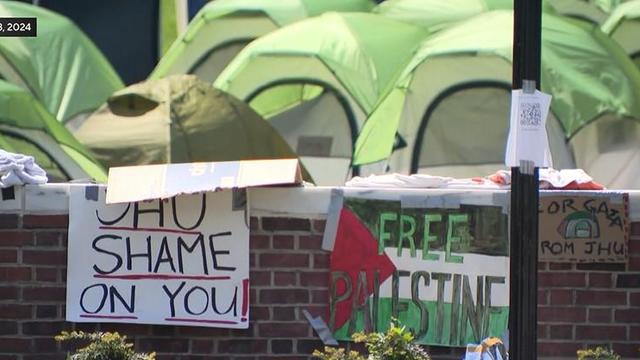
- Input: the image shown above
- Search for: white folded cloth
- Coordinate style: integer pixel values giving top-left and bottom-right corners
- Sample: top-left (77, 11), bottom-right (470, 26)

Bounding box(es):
top-left (0, 149), bottom-right (48, 188)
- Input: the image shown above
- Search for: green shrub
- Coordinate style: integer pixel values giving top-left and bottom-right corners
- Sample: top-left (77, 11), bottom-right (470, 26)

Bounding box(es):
top-left (576, 346), bottom-right (621, 360)
top-left (55, 331), bottom-right (155, 360)
top-left (313, 321), bottom-right (430, 360)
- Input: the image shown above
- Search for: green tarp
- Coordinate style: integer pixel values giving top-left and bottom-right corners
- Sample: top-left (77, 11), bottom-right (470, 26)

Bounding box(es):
top-left (0, 80), bottom-right (106, 182)
top-left (601, 0), bottom-right (640, 65)
top-left (0, 1), bottom-right (123, 123)
top-left (73, 75), bottom-right (313, 182)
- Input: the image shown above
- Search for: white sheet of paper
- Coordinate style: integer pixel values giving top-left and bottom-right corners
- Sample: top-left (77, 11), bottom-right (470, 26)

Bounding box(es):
top-left (505, 89), bottom-right (553, 168)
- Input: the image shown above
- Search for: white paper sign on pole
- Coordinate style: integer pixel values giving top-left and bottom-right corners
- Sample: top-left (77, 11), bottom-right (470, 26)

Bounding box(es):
top-left (66, 187), bottom-right (250, 328)
top-left (505, 89), bottom-right (553, 168)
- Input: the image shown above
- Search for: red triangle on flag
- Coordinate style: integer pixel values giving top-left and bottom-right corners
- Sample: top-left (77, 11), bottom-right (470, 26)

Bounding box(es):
top-left (329, 207), bottom-right (396, 330)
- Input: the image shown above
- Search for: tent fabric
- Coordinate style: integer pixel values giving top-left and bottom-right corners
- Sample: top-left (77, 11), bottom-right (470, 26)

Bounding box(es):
top-left (215, 12), bottom-right (428, 117)
top-left (151, 0), bottom-right (376, 81)
top-left (546, 0), bottom-right (611, 23)
top-left (72, 75), bottom-right (313, 182)
top-left (601, 0), bottom-right (640, 61)
top-left (0, 2), bottom-right (123, 124)
top-left (0, 80), bottom-right (107, 182)
top-left (373, 0), bottom-right (514, 30)
top-left (354, 10), bottom-right (640, 169)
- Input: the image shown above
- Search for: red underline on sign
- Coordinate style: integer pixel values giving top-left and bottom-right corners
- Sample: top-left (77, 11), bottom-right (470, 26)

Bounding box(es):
top-left (80, 314), bottom-right (138, 320)
top-left (94, 274), bottom-right (231, 281)
top-left (99, 226), bottom-right (201, 236)
top-left (165, 317), bottom-right (238, 325)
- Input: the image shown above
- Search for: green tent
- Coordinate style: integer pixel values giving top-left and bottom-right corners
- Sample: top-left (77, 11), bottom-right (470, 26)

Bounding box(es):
top-left (214, 12), bottom-right (428, 185)
top-left (0, 80), bottom-right (107, 183)
top-left (354, 10), bottom-right (640, 189)
top-left (72, 75), bottom-right (313, 182)
top-left (0, 1), bottom-right (124, 124)
top-left (151, 0), bottom-right (376, 82)
top-left (601, 0), bottom-right (640, 67)
top-left (374, 0), bottom-right (514, 30)
top-left (546, 0), bottom-right (612, 23)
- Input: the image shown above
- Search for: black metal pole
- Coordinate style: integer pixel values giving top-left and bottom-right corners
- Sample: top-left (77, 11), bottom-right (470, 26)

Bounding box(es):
top-left (510, 0), bottom-right (541, 359)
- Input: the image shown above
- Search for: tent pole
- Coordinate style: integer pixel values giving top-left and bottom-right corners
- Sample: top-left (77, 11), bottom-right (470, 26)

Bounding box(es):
top-left (510, 0), bottom-right (541, 359)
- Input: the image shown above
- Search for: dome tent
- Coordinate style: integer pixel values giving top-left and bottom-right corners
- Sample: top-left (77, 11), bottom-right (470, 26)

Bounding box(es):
top-left (214, 12), bottom-right (428, 185)
top-left (151, 0), bottom-right (375, 82)
top-left (0, 1), bottom-right (124, 125)
top-left (601, 0), bottom-right (640, 68)
top-left (353, 11), bottom-right (640, 189)
top-left (73, 75), bottom-right (313, 182)
top-left (0, 80), bottom-right (107, 183)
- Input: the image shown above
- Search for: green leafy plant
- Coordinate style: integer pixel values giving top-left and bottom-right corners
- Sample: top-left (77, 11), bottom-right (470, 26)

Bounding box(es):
top-left (313, 321), bottom-right (430, 360)
top-left (576, 346), bottom-right (621, 360)
top-left (55, 331), bottom-right (155, 360)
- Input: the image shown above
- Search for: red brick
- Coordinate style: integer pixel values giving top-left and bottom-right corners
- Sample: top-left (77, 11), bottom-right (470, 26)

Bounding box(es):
top-left (32, 338), bottom-right (57, 352)
top-left (23, 286), bottom-right (66, 301)
top-left (137, 338), bottom-right (189, 353)
top-left (537, 342), bottom-right (582, 357)
top-left (538, 262), bottom-right (548, 271)
top-left (273, 235), bottom-right (295, 249)
top-left (631, 292), bottom-right (640, 306)
top-left (0, 304), bottom-right (30, 319)
top-left (548, 262), bottom-right (572, 270)
top-left (191, 339), bottom-right (214, 353)
top-left (539, 273), bottom-right (585, 287)
top-left (538, 306), bottom-right (586, 322)
top-left (629, 238), bottom-right (640, 254)
top-left (21, 321), bottom-right (67, 335)
top-left (250, 235), bottom-right (269, 249)
top-left (0, 249), bottom-right (17, 263)
top-left (299, 235), bottom-right (323, 250)
top-left (272, 307), bottom-right (296, 321)
top-left (549, 289), bottom-right (573, 305)
top-left (304, 305), bottom-right (328, 319)
top-left (312, 219), bottom-right (326, 234)
top-left (631, 256), bottom-right (640, 271)
top-left (617, 273), bottom-right (640, 288)
top-left (0, 321), bottom-right (17, 335)
top-left (631, 222), bottom-right (640, 236)
top-left (577, 263), bottom-right (626, 272)
top-left (538, 324), bottom-right (548, 339)
top-left (549, 325), bottom-right (573, 339)
top-left (261, 217), bottom-right (310, 231)
top-left (35, 232), bottom-right (61, 247)
top-left (22, 250), bottom-right (66, 265)
top-left (0, 266), bottom-right (31, 281)
top-left (257, 322), bottom-right (309, 337)
top-left (0, 214), bottom-right (19, 229)
top-left (631, 325), bottom-right (640, 340)
top-left (576, 290), bottom-right (627, 305)
top-left (250, 217), bottom-right (260, 231)
top-left (218, 339), bottom-right (267, 354)
top-left (35, 268), bottom-right (58, 282)
top-left (615, 308), bottom-right (640, 322)
top-left (250, 270), bottom-right (271, 286)
top-left (0, 231), bottom-right (32, 246)
top-left (313, 254), bottom-right (329, 269)
top-left (311, 290), bottom-right (328, 304)
top-left (576, 325), bottom-right (626, 340)
top-left (271, 339), bottom-right (293, 354)
top-left (23, 215), bottom-right (68, 229)
top-left (250, 306), bottom-right (270, 321)
top-left (260, 289), bottom-right (308, 304)
top-left (588, 308), bottom-right (612, 323)
top-left (300, 272), bottom-right (328, 287)
top-left (297, 339), bottom-right (325, 354)
top-left (0, 286), bottom-right (18, 300)
top-left (588, 273), bottom-right (612, 288)
top-left (0, 338), bottom-right (30, 352)
top-left (36, 305), bottom-right (58, 319)
top-left (274, 271), bottom-right (297, 286)
top-left (260, 253), bottom-right (309, 268)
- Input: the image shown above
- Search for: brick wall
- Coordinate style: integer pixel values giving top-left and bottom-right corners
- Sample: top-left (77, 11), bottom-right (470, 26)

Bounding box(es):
top-left (1, 212), bottom-right (639, 360)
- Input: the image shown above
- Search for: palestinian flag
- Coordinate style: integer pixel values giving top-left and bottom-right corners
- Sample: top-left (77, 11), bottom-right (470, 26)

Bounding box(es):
top-left (327, 196), bottom-right (510, 347)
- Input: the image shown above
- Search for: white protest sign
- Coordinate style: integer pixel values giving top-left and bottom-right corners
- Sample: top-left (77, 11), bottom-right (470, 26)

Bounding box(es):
top-left (505, 89), bottom-right (553, 168)
top-left (66, 187), bottom-right (249, 328)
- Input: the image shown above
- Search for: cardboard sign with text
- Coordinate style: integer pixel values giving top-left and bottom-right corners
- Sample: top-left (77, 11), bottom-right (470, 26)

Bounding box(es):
top-left (538, 193), bottom-right (629, 263)
top-left (66, 187), bottom-right (250, 328)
